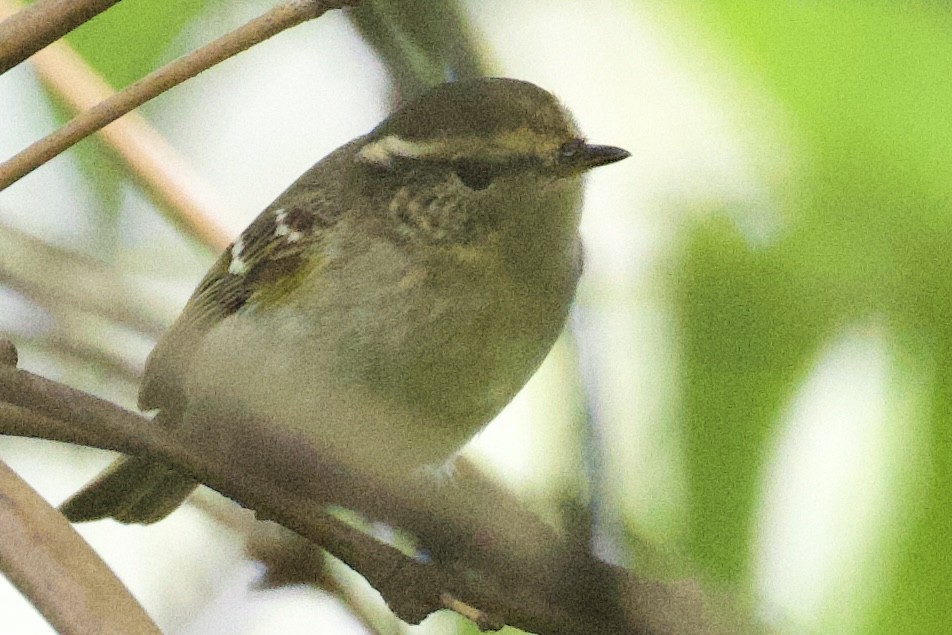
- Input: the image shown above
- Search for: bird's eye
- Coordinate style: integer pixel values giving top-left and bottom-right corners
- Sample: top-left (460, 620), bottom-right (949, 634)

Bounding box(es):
top-left (559, 139), bottom-right (585, 160)
top-left (453, 161), bottom-right (497, 190)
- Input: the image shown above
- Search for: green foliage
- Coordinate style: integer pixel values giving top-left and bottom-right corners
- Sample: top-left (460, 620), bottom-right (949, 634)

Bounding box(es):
top-left (65, 0), bottom-right (214, 88)
top-left (677, 219), bottom-right (839, 580)
top-left (671, 1), bottom-right (952, 631)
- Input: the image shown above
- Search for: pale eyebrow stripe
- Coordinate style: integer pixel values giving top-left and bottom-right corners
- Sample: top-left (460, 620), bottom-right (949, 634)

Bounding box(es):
top-left (355, 130), bottom-right (563, 166)
top-left (356, 135), bottom-right (434, 165)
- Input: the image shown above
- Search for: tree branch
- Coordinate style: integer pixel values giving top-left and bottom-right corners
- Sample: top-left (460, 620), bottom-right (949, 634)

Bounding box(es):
top-left (0, 0), bottom-right (360, 248)
top-left (0, 342), bottom-right (743, 634)
top-left (0, 457), bottom-right (161, 635)
top-left (0, 0), bottom-right (122, 75)
top-left (0, 0), bottom-right (235, 249)
top-left (0, 353), bottom-right (447, 625)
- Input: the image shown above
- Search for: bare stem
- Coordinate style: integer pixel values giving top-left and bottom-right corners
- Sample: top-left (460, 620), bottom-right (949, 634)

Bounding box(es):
top-left (0, 0), bottom-right (122, 75)
top-left (0, 0), bottom-right (234, 249)
top-left (0, 363), bottom-right (447, 625)
top-left (0, 0), bottom-right (359, 248)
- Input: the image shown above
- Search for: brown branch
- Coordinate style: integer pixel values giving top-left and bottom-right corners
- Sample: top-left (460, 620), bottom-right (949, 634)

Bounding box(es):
top-left (0, 457), bottom-right (161, 635)
top-left (9, 29), bottom-right (234, 250)
top-left (0, 359), bottom-right (449, 625)
top-left (0, 0), bottom-right (361, 250)
top-left (0, 0), bottom-right (230, 250)
top-left (0, 0), bottom-right (122, 75)
top-left (0, 343), bottom-right (743, 634)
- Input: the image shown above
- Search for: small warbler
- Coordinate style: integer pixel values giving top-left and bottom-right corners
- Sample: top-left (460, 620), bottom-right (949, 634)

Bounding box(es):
top-left (61, 77), bottom-right (629, 524)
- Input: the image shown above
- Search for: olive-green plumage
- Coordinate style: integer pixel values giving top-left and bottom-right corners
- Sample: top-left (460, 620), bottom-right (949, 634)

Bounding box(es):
top-left (60, 78), bottom-right (629, 524)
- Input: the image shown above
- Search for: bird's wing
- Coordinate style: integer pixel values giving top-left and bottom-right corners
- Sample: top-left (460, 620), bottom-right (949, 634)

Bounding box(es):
top-left (138, 198), bottom-right (337, 412)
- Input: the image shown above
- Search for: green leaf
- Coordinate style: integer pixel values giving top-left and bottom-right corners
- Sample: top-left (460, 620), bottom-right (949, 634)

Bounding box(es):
top-left (65, 0), bottom-right (214, 88)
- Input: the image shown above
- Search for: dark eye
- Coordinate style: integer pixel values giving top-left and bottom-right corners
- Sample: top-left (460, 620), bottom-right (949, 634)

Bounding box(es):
top-left (559, 139), bottom-right (585, 160)
top-left (453, 160), bottom-right (497, 190)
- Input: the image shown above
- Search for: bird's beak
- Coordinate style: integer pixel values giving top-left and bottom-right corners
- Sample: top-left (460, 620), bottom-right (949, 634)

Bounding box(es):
top-left (573, 144), bottom-right (631, 171)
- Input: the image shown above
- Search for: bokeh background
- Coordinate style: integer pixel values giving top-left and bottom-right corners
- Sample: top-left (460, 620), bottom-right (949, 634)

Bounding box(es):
top-left (2, 0), bottom-right (951, 633)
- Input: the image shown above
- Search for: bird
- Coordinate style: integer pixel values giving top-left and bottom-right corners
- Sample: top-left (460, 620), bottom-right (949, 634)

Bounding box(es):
top-left (60, 77), bottom-right (630, 524)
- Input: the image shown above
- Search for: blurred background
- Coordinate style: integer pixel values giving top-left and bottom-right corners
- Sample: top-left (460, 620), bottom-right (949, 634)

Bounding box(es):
top-left (2, 0), bottom-right (950, 633)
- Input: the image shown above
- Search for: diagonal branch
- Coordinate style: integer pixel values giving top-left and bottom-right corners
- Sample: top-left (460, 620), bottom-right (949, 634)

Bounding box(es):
top-left (0, 0), bottom-right (360, 245)
top-left (348, 0), bottom-right (491, 101)
top-left (0, 458), bottom-right (161, 635)
top-left (0, 342), bottom-right (743, 634)
top-left (0, 355), bottom-right (448, 625)
top-left (0, 0), bottom-right (122, 75)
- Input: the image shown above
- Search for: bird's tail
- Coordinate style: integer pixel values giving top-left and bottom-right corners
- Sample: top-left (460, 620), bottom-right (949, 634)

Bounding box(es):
top-left (60, 454), bottom-right (198, 525)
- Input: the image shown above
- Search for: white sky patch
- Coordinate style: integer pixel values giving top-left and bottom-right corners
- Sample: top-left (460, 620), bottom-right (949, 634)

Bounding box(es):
top-left (177, 561), bottom-right (374, 635)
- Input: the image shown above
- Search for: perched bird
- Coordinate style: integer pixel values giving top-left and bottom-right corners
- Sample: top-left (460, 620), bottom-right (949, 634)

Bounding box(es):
top-left (61, 77), bottom-right (629, 524)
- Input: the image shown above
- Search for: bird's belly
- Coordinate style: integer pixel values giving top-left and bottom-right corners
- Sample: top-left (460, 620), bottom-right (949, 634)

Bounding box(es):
top-left (186, 249), bottom-right (574, 476)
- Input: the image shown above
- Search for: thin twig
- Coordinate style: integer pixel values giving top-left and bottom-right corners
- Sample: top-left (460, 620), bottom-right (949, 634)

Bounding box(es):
top-left (0, 351), bottom-right (156, 633)
top-left (0, 0), bottom-right (122, 75)
top-left (12, 32), bottom-right (234, 249)
top-left (0, 0), bottom-right (360, 249)
top-left (0, 0), bottom-right (231, 249)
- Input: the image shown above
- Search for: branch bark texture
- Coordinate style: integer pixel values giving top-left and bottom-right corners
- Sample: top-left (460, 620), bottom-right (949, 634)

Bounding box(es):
top-left (0, 0), bottom-right (121, 74)
top-left (0, 346), bottom-right (740, 635)
top-left (0, 459), bottom-right (161, 635)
